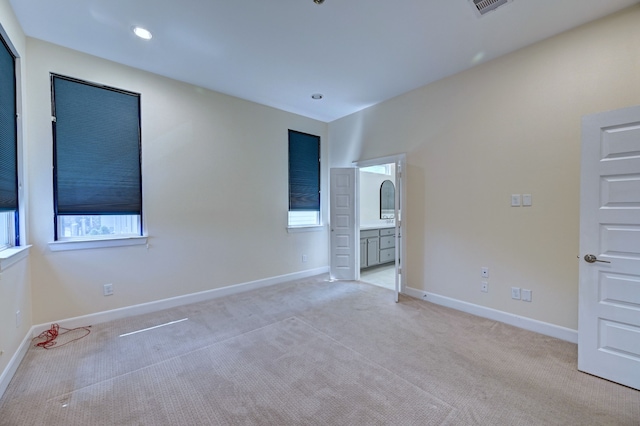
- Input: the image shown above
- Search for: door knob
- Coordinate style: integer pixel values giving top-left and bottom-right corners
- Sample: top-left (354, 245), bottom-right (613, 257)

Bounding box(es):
top-left (584, 254), bottom-right (611, 264)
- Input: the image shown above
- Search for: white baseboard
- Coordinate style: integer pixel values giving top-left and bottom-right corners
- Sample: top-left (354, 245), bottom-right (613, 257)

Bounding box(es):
top-left (32, 266), bottom-right (329, 336)
top-left (403, 286), bottom-right (578, 343)
top-left (0, 328), bottom-right (34, 399)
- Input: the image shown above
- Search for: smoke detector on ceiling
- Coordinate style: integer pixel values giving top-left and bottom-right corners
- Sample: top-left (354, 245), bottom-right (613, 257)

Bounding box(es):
top-left (470, 0), bottom-right (513, 17)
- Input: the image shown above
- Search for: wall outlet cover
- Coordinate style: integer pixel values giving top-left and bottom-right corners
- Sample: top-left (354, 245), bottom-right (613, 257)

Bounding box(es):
top-left (522, 289), bottom-right (532, 302)
top-left (481, 281), bottom-right (488, 293)
top-left (103, 283), bottom-right (114, 296)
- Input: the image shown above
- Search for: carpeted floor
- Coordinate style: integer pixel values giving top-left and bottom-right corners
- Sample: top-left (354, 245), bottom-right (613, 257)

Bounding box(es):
top-left (0, 275), bottom-right (638, 425)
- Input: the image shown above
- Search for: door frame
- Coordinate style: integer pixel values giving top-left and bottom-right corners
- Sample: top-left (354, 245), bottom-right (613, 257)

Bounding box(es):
top-left (353, 154), bottom-right (406, 298)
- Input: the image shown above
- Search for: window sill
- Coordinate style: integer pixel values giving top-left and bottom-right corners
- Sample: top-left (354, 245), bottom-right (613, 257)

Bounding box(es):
top-left (287, 225), bottom-right (326, 233)
top-left (48, 236), bottom-right (148, 252)
top-left (0, 245), bottom-right (31, 272)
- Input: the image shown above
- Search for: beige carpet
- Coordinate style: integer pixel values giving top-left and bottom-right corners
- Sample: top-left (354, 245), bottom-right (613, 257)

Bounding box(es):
top-left (0, 275), bottom-right (638, 425)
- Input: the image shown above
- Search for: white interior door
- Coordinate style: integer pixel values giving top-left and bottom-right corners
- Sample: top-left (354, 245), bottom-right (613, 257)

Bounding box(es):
top-left (578, 105), bottom-right (640, 391)
top-left (330, 168), bottom-right (358, 280)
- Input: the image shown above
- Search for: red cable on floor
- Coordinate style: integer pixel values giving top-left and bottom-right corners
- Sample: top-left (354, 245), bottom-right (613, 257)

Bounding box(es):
top-left (33, 323), bottom-right (91, 349)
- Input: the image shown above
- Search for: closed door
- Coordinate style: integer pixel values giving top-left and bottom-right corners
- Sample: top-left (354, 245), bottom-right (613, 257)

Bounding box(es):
top-left (330, 168), bottom-right (358, 280)
top-left (578, 105), bottom-right (640, 390)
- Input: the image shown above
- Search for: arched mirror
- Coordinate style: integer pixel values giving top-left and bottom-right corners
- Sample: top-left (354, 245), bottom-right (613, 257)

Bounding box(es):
top-left (380, 180), bottom-right (395, 219)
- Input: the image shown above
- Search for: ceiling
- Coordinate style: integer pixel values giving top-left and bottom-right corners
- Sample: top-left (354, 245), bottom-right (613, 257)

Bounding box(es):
top-left (9, 0), bottom-right (640, 122)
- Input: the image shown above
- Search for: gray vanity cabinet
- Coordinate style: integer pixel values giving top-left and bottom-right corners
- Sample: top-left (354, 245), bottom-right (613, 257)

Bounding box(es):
top-left (360, 227), bottom-right (395, 269)
top-left (379, 228), bottom-right (395, 264)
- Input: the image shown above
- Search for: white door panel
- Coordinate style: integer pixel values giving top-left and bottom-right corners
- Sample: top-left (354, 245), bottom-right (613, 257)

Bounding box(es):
top-left (330, 168), bottom-right (358, 280)
top-left (579, 105), bottom-right (640, 390)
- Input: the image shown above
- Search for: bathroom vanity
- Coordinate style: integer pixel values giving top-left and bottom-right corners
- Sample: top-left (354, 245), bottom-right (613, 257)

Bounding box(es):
top-left (360, 226), bottom-right (395, 269)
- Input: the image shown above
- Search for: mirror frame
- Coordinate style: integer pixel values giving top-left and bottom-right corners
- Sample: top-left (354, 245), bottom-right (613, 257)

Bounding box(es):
top-left (380, 180), bottom-right (395, 219)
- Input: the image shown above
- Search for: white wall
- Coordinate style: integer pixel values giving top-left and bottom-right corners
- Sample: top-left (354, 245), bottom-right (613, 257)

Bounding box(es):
top-left (0, 0), bottom-right (31, 386)
top-left (329, 5), bottom-right (640, 330)
top-left (25, 38), bottom-right (329, 324)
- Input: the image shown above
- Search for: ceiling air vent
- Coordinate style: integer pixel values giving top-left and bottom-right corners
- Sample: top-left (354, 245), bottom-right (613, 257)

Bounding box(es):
top-left (470, 0), bottom-right (513, 17)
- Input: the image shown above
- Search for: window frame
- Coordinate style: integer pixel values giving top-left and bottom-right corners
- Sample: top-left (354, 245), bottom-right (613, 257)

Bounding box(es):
top-left (288, 129), bottom-right (321, 229)
top-left (50, 74), bottom-right (143, 242)
top-left (0, 30), bottom-right (19, 251)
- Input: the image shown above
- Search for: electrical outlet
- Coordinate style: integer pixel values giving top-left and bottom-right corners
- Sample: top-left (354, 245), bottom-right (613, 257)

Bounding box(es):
top-left (302, 254), bottom-right (308, 263)
top-left (481, 281), bottom-right (488, 293)
top-left (522, 289), bottom-right (532, 302)
top-left (15, 310), bottom-right (21, 328)
top-left (481, 267), bottom-right (489, 278)
top-left (103, 283), bottom-right (114, 296)
top-left (511, 287), bottom-right (521, 300)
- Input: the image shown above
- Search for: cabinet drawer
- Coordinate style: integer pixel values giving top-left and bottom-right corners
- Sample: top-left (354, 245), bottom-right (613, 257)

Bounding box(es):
top-left (379, 248), bottom-right (395, 263)
top-left (379, 235), bottom-right (395, 249)
top-left (360, 229), bottom-right (379, 238)
top-left (379, 228), bottom-right (395, 236)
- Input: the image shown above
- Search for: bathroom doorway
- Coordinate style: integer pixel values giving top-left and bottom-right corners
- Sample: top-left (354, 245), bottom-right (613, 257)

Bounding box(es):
top-left (354, 154), bottom-right (405, 300)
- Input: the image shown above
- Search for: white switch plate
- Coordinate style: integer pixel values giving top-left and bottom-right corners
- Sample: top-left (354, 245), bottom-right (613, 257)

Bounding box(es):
top-left (522, 289), bottom-right (532, 302)
top-left (511, 194), bottom-right (521, 207)
top-left (481, 281), bottom-right (488, 293)
top-left (481, 267), bottom-right (489, 278)
top-left (522, 194), bottom-right (532, 207)
top-left (511, 287), bottom-right (521, 300)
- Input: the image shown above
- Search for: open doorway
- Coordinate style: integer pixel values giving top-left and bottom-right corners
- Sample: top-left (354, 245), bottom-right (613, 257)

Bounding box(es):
top-left (354, 154), bottom-right (405, 301)
top-left (359, 163), bottom-right (397, 290)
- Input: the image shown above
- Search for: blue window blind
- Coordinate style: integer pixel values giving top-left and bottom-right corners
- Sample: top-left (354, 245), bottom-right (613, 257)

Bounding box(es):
top-left (288, 130), bottom-right (320, 211)
top-left (52, 75), bottom-right (142, 216)
top-left (0, 35), bottom-right (17, 214)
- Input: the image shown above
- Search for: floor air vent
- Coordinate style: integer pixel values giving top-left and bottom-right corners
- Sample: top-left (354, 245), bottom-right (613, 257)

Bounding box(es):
top-left (470, 0), bottom-right (513, 17)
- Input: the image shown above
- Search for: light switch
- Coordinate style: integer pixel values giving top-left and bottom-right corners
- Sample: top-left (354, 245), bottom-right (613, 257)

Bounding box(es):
top-left (511, 194), bottom-right (521, 207)
top-left (522, 194), bottom-right (532, 207)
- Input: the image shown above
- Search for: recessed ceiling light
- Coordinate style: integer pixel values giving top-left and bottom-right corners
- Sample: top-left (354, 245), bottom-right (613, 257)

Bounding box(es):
top-left (132, 26), bottom-right (153, 40)
top-left (311, 93), bottom-right (323, 100)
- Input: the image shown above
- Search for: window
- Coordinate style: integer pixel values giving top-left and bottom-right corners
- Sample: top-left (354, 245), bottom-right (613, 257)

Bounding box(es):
top-left (360, 164), bottom-right (391, 175)
top-left (51, 74), bottom-right (142, 240)
top-left (288, 130), bottom-right (320, 227)
top-left (0, 32), bottom-right (19, 250)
